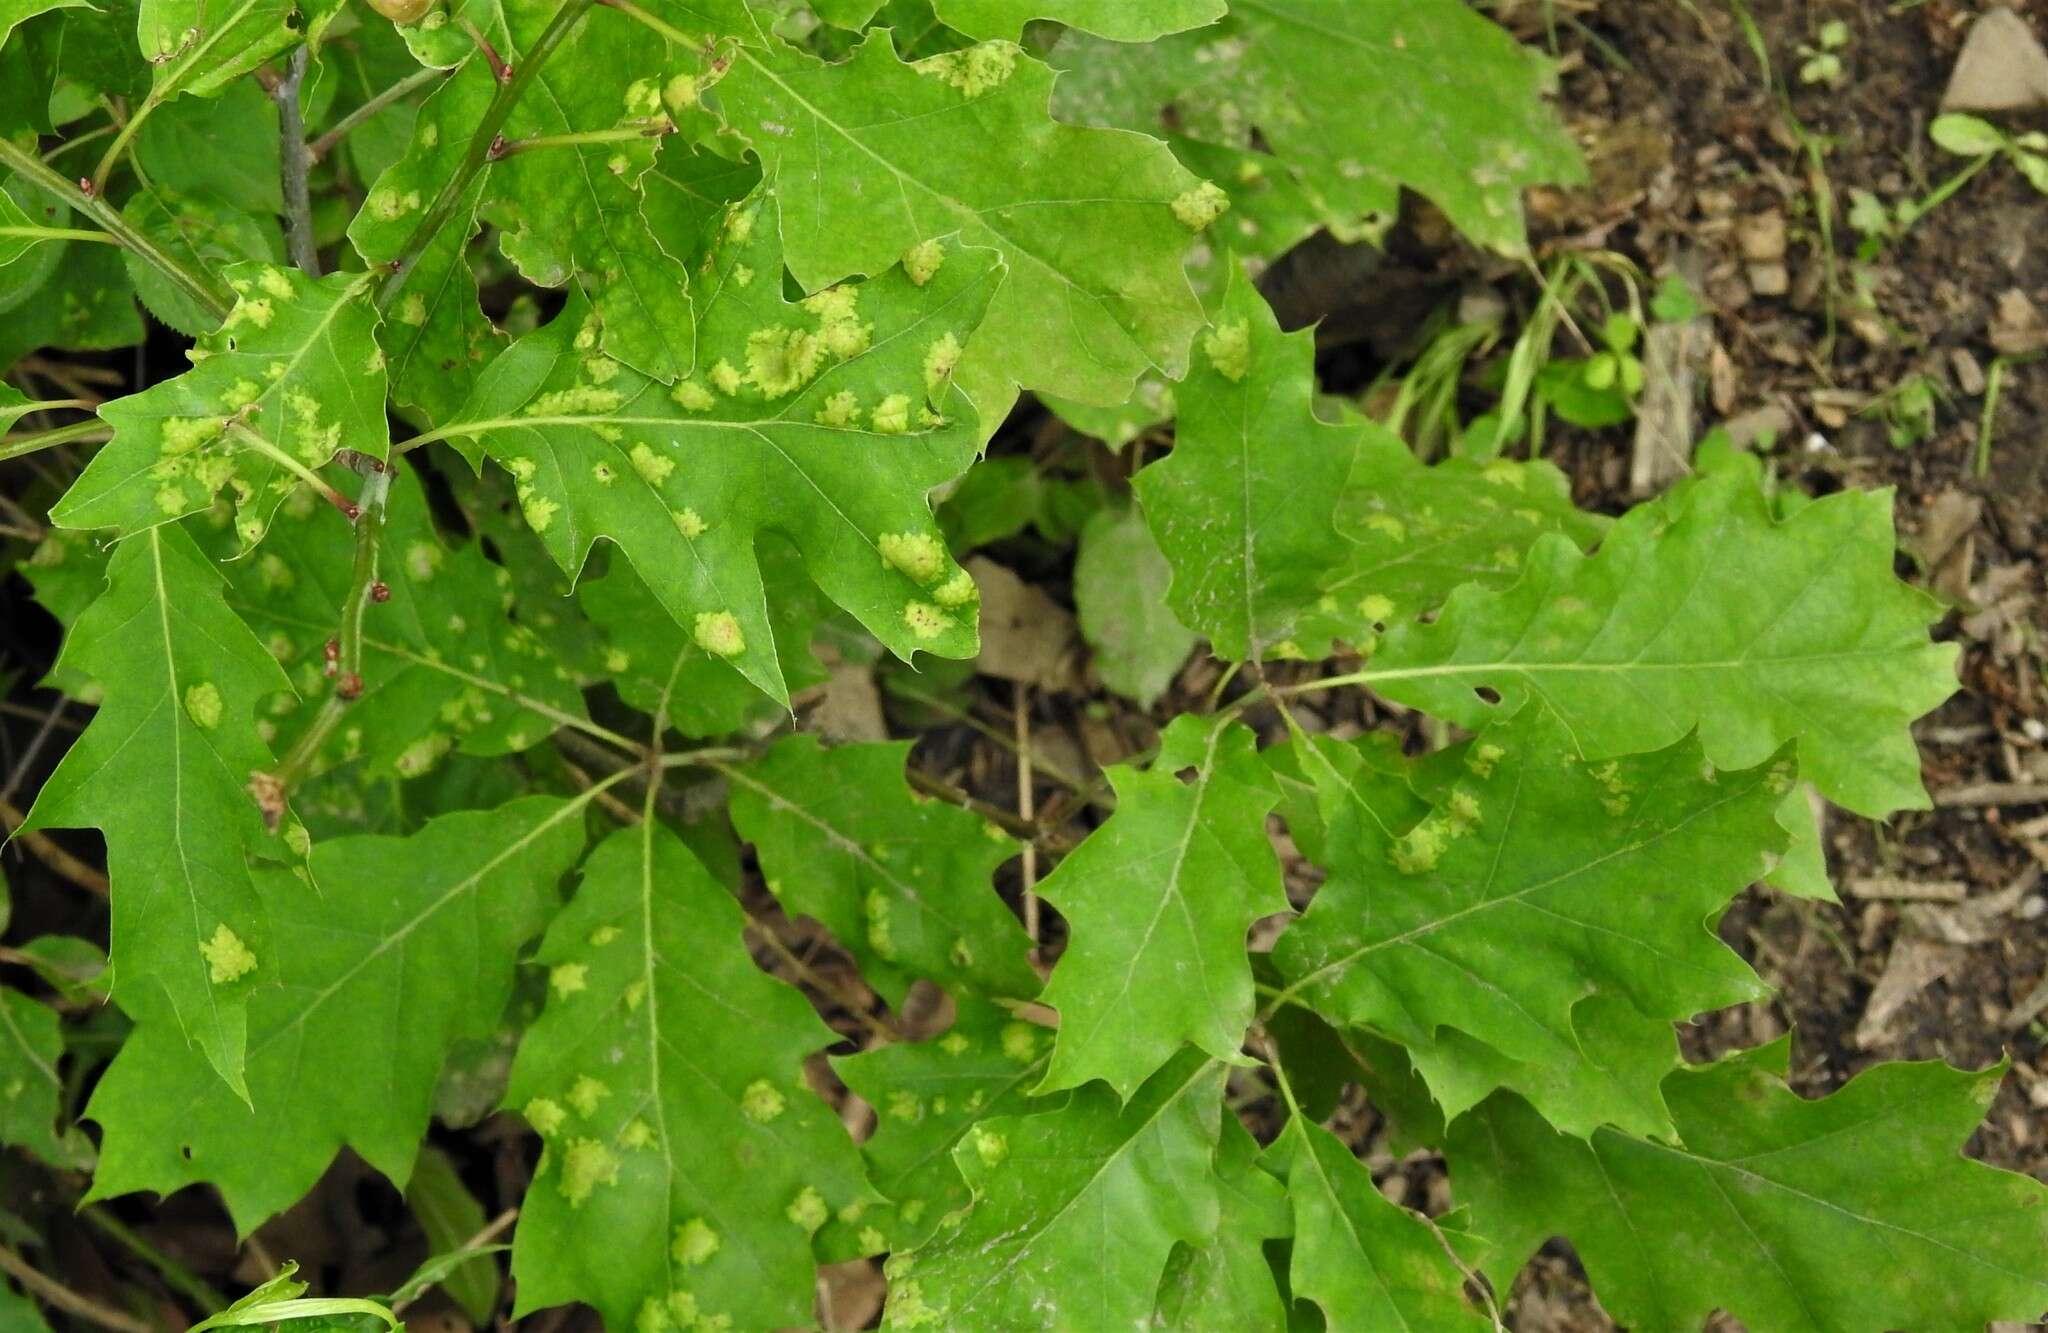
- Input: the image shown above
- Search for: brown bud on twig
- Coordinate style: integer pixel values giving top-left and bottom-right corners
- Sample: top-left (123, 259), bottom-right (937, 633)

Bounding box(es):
top-left (337, 672), bottom-right (364, 701)
top-left (323, 638), bottom-right (341, 676)
top-left (370, 581), bottom-right (391, 603)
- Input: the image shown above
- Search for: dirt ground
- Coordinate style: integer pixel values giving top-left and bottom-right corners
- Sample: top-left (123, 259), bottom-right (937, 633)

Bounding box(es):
top-left (1, 1), bottom-right (2045, 1330)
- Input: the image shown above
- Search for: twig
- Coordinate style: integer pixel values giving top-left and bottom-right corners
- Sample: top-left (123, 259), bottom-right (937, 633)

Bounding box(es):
top-left (1, 798), bottom-right (111, 896)
top-left (0, 1243), bottom-right (154, 1333)
top-left (375, 0), bottom-right (599, 316)
top-left (1015, 683), bottom-right (1040, 953)
top-left (0, 137), bottom-right (231, 324)
top-left (886, 678), bottom-right (1093, 797)
top-left (0, 699), bottom-right (65, 809)
top-left (309, 67), bottom-right (447, 163)
top-left (272, 46), bottom-right (320, 277)
top-left (1933, 781), bottom-right (2048, 809)
top-left (902, 766), bottom-right (1064, 845)
top-left (251, 462), bottom-right (393, 825)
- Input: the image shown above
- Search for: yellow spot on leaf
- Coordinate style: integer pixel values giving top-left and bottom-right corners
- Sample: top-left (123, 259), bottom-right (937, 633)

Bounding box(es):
top-left (551, 963), bottom-right (589, 998)
top-left (1000, 1021), bottom-right (1039, 1062)
top-left (525, 1097), bottom-right (567, 1136)
top-left (903, 239), bottom-right (944, 287)
top-left (557, 1138), bottom-right (619, 1206)
top-left (741, 1079), bottom-right (786, 1123)
top-left (629, 442), bottom-right (674, 486)
top-left (878, 531), bottom-right (946, 584)
top-left (902, 601), bottom-right (951, 641)
top-left (919, 42), bottom-right (1019, 96)
top-left (183, 682), bottom-right (223, 729)
top-left (1171, 180), bottom-right (1230, 230)
top-left (786, 1186), bottom-right (828, 1233)
top-left (672, 1217), bottom-right (720, 1266)
top-left (872, 394), bottom-right (912, 434)
top-left (1203, 320), bottom-right (1251, 382)
top-left (694, 611), bottom-right (746, 658)
top-left (567, 1074), bottom-right (609, 1117)
top-left (200, 924), bottom-right (256, 984)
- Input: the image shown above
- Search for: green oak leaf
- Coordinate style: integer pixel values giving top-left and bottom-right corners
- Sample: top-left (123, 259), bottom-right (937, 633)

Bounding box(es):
top-left (716, 29), bottom-right (1210, 416)
top-left (54, 263), bottom-right (388, 548)
top-left (219, 465), bottom-right (589, 777)
top-left (726, 735), bottom-right (1038, 1005)
top-left (118, 188), bottom-right (279, 338)
top-left (1364, 466), bottom-right (1959, 818)
top-left (1272, 710), bottom-right (1782, 1139)
top-left (22, 524), bottom-right (295, 1100)
top-left (1134, 265), bottom-right (1365, 660)
top-left (0, 0), bottom-right (88, 49)
top-left (1037, 715), bottom-right (1284, 1098)
top-left (1295, 446), bottom-right (1608, 654)
top-left (0, 985), bottom-right (86, 1168)
top-left (0, 240), bottom-right (144, 363)
top-left (1073, 501), bottom-right (1194, 708)
top-left (1282, 1119), bottom-right (1487, 1330)
top-left (505, 818), bottom-right (873, 1333)
top-left (833, 997), bottom-right (1051, 1250)
top-left (0, 178), bottom-right (70, 307)
top-left (1447, 1044), bottom-right (2048, 1333)
top-left (1152, 1114), bottom-right (1289, 1331)
top-left (881, 1050), bottom-right (1225, 1331)
top-left (348, 41), bottom-right (503, 423)
top-left (482, 1), bottom-right (702, 383)
top-left (1050, 0), bottom-right (1583, 255)
top-left (433, 189), bottom-right (1000, 703)
top-left (85, 796), bottom-right (589, 1230)
top-left (932, 0), bottom-right (1221, 42)
top-left (578, 534), bottom-right (825, 737)
top-left (135, 0), bottom-right (305, 102)
top-left (133, 79), bottom-right (283, 216)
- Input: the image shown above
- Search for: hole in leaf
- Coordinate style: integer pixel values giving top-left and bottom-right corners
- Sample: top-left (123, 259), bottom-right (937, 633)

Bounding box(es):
top-left (1474, 686), bottom-right (1502, 706)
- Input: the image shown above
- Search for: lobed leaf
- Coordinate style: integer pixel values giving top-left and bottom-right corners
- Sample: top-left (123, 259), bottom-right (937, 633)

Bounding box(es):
top-left (1133, 264), bottom-right (1366, 660)
top-left (23, 524), bottom-right (296, 1098)
top-left (54, 263), bottom-right (388, 548)
top-left (1281, 1118), bottom-right (1487, 1330)
top-left (725, 735), bottom-right (1039, 1005)
top-left (1051, 0), bottom-right (1583, 255)
top-left (1365, 466), bottom-right (1959, 817)
top-left (436, 190), bottom-right (1000, 703)
top-left (86, 796), bottom-right (589, 1230)
top-left (1036, 715), bottom-right (1284, 1099)
top-left (1447, 1045), bottom-right (2048, 1332)
top-left (880, 1050), bottom-right (1225, 1331)
top-left (1273, 709), bottom-right (1783, 1138)
top-left (716, 29), bottom-right (1211, 417)
top-left (833, 996), bottom-right (1051, 1251)
top-left (505, 818), bottom-right (873, 1332)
